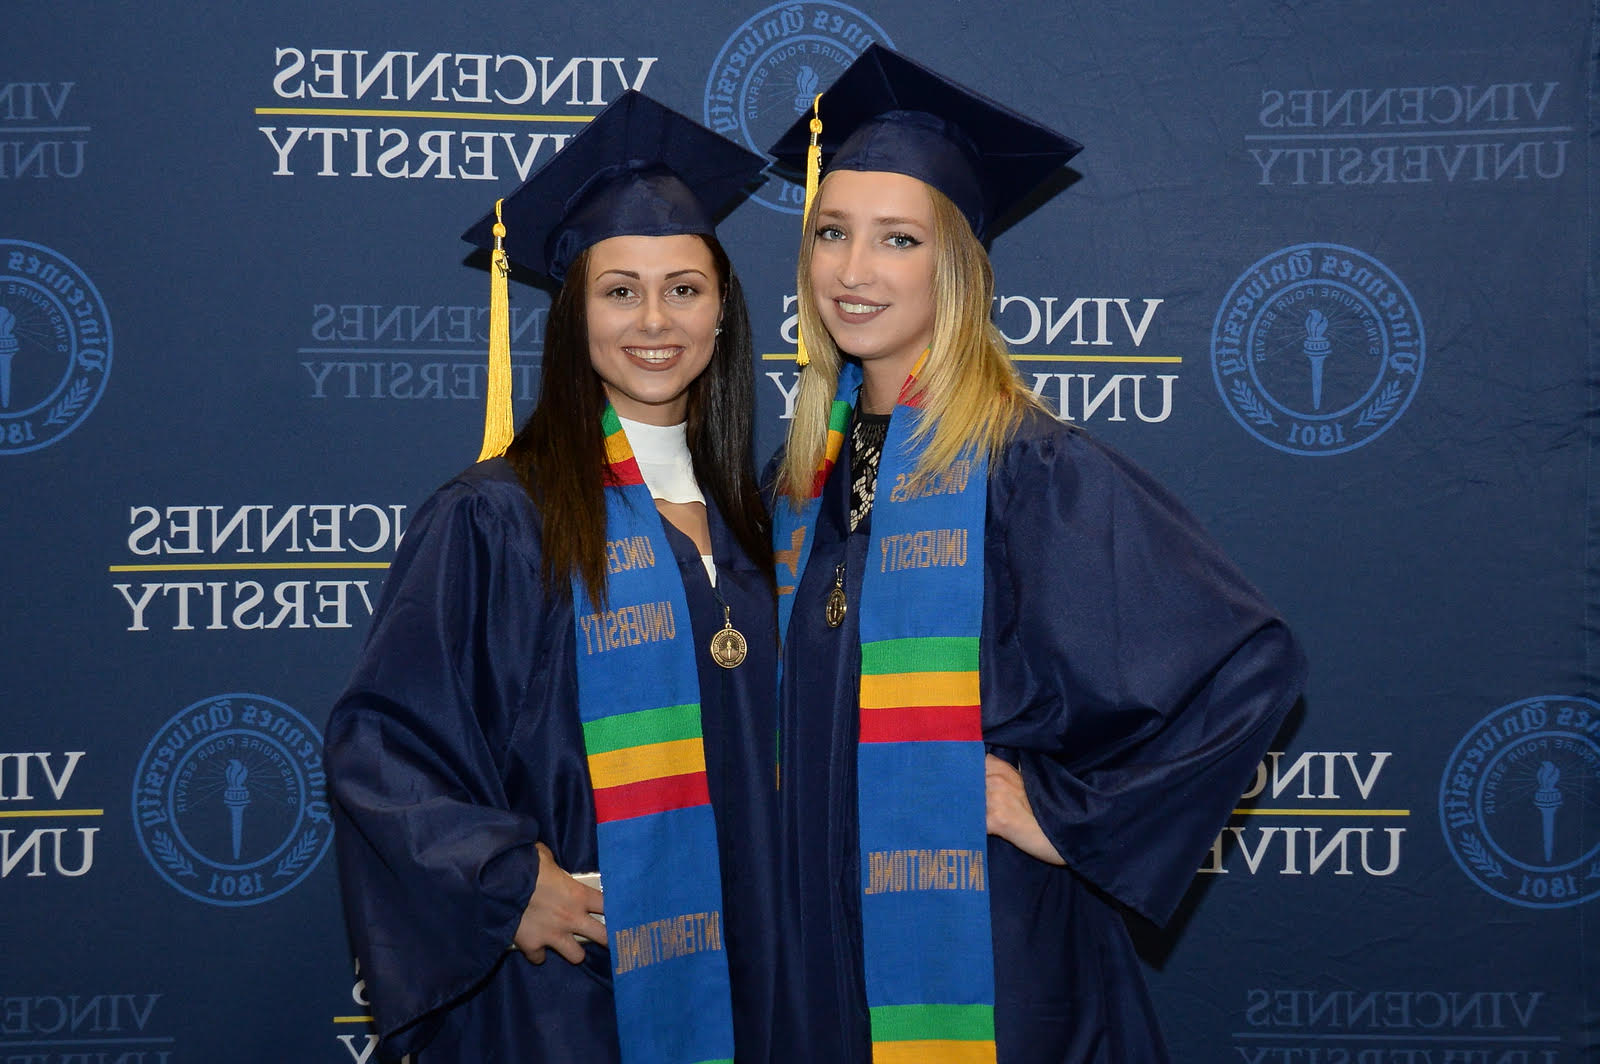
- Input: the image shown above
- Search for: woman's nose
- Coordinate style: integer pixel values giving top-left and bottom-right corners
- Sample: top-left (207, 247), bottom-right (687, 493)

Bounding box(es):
top-left (838, 242), bottom-right (870, 287)
top-left (639, 291), bottom-right (668, 331)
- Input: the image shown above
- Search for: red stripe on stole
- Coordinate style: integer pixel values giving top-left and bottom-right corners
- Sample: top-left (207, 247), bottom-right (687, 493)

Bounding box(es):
top-left (859, 704), bottom-right (983, 743)
top-left (592, 771), bottom-right (711, 823)
top-left (810, 457), bottom-right (838, 498)
top-left (604, 456), bottom-right (645, 486)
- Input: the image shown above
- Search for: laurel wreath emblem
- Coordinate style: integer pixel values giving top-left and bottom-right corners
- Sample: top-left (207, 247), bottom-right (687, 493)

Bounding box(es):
top-left (1230, 380), bottom-right (1277, 426)
top-left (152, 830), bottom-right (198, 878)
top-left (43, 378), bottom-right (91, 426)
top-left (274, 828), bottom-right (321, 879)
top-left (1355, 380), bottom-right (1404, 428)
top-left (1458, 832), bottom-right (1507, 879)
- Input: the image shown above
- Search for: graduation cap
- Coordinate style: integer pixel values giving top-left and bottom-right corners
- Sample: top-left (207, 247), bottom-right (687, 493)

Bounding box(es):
top-left (768, 44), bottom-right (1083, 244)
top-left (463, 90), bottom-right (765, 282)
top-left (461, 90), bottom-right (765, 459)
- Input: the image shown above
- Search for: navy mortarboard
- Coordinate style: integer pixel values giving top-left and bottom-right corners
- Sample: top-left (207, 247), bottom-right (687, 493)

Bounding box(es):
top-left (768, 43), bottom-right (1083, 243)
top-left (463, 89), bottom-right (765, 282)
top-left (461, 90), bottom-right (765, 458)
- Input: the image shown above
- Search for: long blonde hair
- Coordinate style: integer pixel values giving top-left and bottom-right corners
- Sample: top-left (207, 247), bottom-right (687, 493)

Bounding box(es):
top-left (776, 174), bottom-right (1038, 508)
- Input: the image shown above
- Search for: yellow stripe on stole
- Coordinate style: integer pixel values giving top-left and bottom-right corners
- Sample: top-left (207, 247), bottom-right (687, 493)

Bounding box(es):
top-left (874, 1041), bottom-right (996, 1064)
top-left (586, 737), bottom-right (706, 790)
top-left (603, 431), bottom-right (635, 465)
top-left (859, 670), bottom-right (980, 709)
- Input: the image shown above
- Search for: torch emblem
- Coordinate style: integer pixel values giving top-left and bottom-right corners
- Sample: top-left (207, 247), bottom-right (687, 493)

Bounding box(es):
top-left (0, 239), bottom-right (113, 454)
top-left (1211, 243), bottom-right (1425, 457)
top-left (223, 759), bottom-right (251, 861)
top-left (1533, 761), bottom-right (1563, 863)
top-left (1438, 696), bottom-right (1600, 909)
top-left (1301, 309), bottom-right (1331, 411)
top-left (132, 694), bottom-right (332, 907)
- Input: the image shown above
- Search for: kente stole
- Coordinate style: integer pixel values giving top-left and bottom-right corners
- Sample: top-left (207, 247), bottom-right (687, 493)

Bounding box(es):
top-left (573, 405), bottom-right (735, 1064)
top-left (774, 362), bottom-right (997, 1063)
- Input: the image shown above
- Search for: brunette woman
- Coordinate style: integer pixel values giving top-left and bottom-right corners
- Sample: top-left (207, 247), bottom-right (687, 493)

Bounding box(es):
top-left (327, 92), bottom-right (778, 1063)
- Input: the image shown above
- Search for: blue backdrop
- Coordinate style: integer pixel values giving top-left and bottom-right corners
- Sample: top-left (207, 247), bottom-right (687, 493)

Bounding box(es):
top-left (4, 2), bottom-right (1596, 1060)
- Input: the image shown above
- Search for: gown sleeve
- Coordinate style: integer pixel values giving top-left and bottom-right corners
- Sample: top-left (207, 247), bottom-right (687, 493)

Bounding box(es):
top-left (982, 418), bottom-right (1308, 927)
top-left (326, 466), bottom-right (548, 1055)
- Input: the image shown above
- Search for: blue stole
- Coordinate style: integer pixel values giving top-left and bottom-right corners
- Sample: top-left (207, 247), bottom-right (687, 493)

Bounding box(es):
top-left (572, 405), bottom-right (736, 1064)
top-left (775, 363), bottom-right (998, 1062)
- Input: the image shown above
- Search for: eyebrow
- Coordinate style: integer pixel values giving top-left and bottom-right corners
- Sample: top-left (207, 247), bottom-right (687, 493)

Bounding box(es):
top-left (594, 267), bottom-right (711, 281)
top-left (817, 207), bottom-right (928, 228)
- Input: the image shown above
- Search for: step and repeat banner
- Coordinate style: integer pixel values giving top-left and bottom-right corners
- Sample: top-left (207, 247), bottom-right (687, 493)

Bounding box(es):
top-left (4, 2), bottom-right (1595, 1060)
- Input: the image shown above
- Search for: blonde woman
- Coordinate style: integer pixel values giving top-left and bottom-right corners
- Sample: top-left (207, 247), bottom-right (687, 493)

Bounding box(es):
top-left (766, 46), bottom-right (1307, 1063)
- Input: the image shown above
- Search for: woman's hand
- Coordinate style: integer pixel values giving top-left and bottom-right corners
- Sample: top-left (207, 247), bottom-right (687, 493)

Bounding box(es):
top-left (985, 754), bottom-right (1065, 866)
top-left (512, 842), bottom-right (607, 964)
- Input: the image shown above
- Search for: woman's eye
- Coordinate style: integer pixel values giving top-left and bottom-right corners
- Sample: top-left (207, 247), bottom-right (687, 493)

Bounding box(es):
top-left (669, 283), bottom-right (700, 299)
top-left (886, 232), bottom-right (921, 249)
top-left (815, 225), bottom-right (845, 241)
top-left (606, 286), bottom-right (636, 300)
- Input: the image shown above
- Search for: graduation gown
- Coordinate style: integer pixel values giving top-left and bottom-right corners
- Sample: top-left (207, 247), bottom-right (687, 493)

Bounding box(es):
top-left (771, 407), bottom-right (1307, 1063)
top-left (327, 457), bottom-right (781, 1063)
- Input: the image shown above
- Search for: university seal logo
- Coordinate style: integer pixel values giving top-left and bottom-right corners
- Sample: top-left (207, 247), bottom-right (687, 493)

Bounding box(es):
top-left (1211, 243), bottom-right (1423, 456)
top-left (1439, 696), bottom-right (1600, 909)
top-left (704, 1), bottom-right (893, 214)
top-left (132, 694), bottom-right (332, 907)
top-left (0, 239), bottom-right (112, 453)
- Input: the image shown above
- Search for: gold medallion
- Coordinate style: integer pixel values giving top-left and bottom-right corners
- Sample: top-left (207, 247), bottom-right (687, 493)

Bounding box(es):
top-left (824, 586), bottom-right (847, 628)
top-left (710, 623), bottom-right (747, 669)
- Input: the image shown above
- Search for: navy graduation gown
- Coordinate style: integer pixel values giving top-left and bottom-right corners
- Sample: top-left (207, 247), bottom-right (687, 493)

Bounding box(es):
top-left (327, 457), bottom-right (781, 1063)
top-left (771, 408), bottom-right (1307, 1063)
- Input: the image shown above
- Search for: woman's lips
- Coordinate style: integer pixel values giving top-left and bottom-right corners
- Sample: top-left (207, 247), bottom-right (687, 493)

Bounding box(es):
top-left (832, 298), bottom-right (886, 323)
top-left (622, 346), bottom-right (683, 365)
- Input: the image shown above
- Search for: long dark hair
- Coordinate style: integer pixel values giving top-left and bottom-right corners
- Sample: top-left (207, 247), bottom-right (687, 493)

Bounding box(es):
top-left (503, 235), bottom-right (772, 605)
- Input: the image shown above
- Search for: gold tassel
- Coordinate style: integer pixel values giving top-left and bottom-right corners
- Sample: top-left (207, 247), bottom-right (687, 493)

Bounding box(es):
top-left (795, 94), bottom-right (824, 369)
top-left (478, 198), bottom-right (514, 461)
